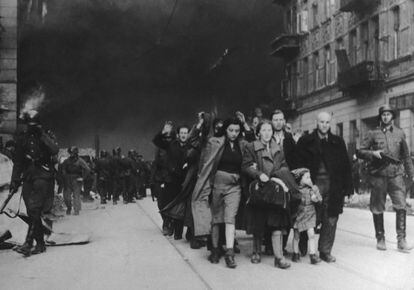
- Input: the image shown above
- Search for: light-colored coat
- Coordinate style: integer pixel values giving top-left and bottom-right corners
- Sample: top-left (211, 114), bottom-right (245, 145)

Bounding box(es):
top-left (192, 136), bottom-right (248, 236)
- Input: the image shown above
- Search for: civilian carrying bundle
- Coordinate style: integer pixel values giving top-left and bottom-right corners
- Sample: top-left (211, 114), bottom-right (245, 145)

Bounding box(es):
top-left (248, 179), bottom-right (290, 209)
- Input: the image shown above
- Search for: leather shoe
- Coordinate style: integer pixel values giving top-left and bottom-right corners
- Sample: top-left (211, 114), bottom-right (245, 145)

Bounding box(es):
top-left (274, 257), bottom-right (291, 269)
top-left (320, 252), bottom-right (336, 263)
top-left (208, 248), bottom-right (220, 264)
top-left (31, 243), bottom-right (46, 255)
top-left (292, 253), bottom-right (300, 262)
top-left (250, 252), bottom-right (261, 264)
top-left (310, 254), bottom-right (321, 264)
top-left (225, 249), bottom-right (237, 269)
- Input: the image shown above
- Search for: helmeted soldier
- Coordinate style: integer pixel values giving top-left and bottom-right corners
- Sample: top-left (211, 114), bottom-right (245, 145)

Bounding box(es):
top-left (111, 147), bottom-right (123, 204)
top-left (61, 146), bottom-right (90, 215)
top-left (10, 110), bottom-right (59, 256)
top-left (357, 105), bottom-right (414, 252)
top-left (95, 150), bottom-right (113, 204)
top-left (120, 150), bottom-right (136, 203)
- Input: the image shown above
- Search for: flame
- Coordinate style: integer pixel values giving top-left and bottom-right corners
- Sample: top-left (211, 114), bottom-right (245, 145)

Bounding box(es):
top-left (20, 87), bottom-right (46, 118)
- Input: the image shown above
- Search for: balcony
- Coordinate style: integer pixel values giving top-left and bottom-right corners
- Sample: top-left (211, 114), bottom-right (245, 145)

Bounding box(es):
top-left (338, 61), bottom-right (388, 91)
top-left (270, 34), bottom-right (300, 59)
top-left (340, 0), bottom-right (379, 13)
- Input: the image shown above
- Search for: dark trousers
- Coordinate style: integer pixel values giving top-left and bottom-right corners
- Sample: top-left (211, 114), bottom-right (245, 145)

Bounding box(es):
top-left (316, 175), bottom-right (339, 255)
top-left (22, 178), bottom-right (54, 244)
top-left (123, 175), bottom-right (135, 202)
top-left (98, 178), bottom-right (111, 201)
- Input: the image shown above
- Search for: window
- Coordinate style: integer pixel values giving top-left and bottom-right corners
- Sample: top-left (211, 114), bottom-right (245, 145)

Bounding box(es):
top-left (392, 6), bottom-right (400, 59)
top-left (299, 9), bottom-right (309, 33)
top-left (371, 16), bottom-right (380, 62)
top-left (303, 57), bottom-right (309, 94)
top-left (312, 2), bottom-right (319, 28)
top-left (361, 22), bottom-right (369, 61)
top-left (324, 45), bottom-right (331, 85)
top-left (349, 29), bottom-right (357, 65)
top-left (312, 51), bottom-right (319, 91)
top-left (336, 123), bottom-right (343, 138)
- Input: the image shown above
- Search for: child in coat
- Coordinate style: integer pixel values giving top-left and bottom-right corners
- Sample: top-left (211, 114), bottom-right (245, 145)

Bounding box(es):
top-left (291, 168), bottom-right (322, 264)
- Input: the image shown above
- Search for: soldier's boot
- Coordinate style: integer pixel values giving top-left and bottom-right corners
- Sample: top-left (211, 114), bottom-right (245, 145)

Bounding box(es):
top-left (224, 248), bottom-right (237, 269)
top-left (16, 225), bottom-right (34, 257)
top-left (66, 207), bottom-right (71, 215)
top-left (396, 210), bottom-right (413, 253)
top-left (373, 214), bottom-right (386, 251)
top-left (31, 239), bottom-right (46, 255)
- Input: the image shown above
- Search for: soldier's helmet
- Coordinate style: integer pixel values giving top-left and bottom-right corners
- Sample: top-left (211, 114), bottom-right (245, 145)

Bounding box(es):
top-left (68, 146), bottom-right (79, 155)
top-left (100, 150), bottom-right (108, 158)
top-left (378, 104), bottom-right (396, 119)
top-left (22, 110), bottom-right (41, 126)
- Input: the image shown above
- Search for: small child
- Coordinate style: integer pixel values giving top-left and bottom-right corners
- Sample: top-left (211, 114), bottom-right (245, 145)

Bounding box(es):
top-left (291, 168), bottom-right (323, 264)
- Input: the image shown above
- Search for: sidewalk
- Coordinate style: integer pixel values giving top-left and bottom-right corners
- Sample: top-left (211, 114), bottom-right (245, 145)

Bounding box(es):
top-left (139, 198), bottom-right (414, 290)
top-left (1, 191), bottom-right (413, 290)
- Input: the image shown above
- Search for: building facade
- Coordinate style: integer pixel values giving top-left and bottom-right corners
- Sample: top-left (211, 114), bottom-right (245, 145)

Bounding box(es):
top-left (0, 0), bottom-right (17, 137)
top-left (272, 0), bottom-right (414, 154)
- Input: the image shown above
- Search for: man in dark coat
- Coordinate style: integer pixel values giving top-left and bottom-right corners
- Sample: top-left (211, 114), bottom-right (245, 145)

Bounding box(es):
top-left (150, 147), bottom-right (171, 234)
top-left (357, 105), bottom-right (414, 252)
top-left (10, 110), bottom-right (59, 256)
top-left (111, 147), bottom-right (123, 205)
top-left (95, 150), bottom-right (113, 204)
top-left (120, 151), bottom-right (136, 203)
top-left (153, 122), bottom-right (191, 240)
top-left (270, 109), bottom-right (300, 255)
top-left (296, 112), bottom-right (353, 263)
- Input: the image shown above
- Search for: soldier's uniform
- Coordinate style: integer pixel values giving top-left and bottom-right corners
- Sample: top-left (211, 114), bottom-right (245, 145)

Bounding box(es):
top-left (11, 118), bottom-right (58, 256)
top-left (358, 105), bottom-right (414, 252)
top-left (111, 148), bottom-right (123, 204)
top-left (95, 150), bottom-right (113, 204)
top-left (120, 154), bottom-right (136, 203)
top-left (61, 147), bottom-right (90, 215)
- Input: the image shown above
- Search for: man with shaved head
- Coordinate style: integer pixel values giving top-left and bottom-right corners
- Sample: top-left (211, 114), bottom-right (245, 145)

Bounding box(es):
top-left (296, 112), bottom-right (353, 263)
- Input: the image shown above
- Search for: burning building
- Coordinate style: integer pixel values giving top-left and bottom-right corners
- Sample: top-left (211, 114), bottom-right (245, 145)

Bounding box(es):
top-left (272, 0), bottom-right (414, 154)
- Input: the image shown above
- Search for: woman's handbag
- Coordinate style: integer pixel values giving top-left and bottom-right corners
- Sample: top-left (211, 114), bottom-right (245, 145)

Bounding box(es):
top-left (248, 179), bottom-right (290, 209)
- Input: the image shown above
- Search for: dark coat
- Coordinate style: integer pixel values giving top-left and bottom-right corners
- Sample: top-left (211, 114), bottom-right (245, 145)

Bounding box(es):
top-left (242, 139), bottom-right (300, 235)
top-left (282, 131), bottom-right (298, 170)
top-left (152, 132), bottom-right (190, 184)
top-left (296, 130), bottom-right (353, 217)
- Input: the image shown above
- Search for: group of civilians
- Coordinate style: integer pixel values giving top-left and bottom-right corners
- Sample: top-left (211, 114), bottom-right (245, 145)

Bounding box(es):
top-left (150, 104), bottom-right (413, 269)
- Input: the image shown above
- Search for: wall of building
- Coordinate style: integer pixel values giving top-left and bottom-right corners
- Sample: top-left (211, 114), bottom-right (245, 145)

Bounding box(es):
top-left (0, 0), bottom-right (17, 136)
top-left (277, 0), bottom-right (414, 153)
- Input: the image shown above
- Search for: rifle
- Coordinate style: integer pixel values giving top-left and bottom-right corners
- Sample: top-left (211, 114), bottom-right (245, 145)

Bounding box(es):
top-left (0, 188), bottom-right (18, 216)
top-left (380, 152), bottom-right (401, 165)
top-left (0, 186), bottom-right (53, 235)
top-left (369, 152), bottom-right (401, 175)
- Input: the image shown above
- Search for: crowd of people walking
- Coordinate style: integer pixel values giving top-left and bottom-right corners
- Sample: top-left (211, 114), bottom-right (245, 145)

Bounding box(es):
top-left (151, 105), bottom-right (414, 269)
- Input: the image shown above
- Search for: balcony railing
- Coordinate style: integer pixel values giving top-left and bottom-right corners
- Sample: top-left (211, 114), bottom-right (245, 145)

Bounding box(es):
top-left (338, 61), bottom-right (387, 91)
top-left (270, 34), bottom-right (300, 59)
top-left (340, 0), bottom-right (379, 12)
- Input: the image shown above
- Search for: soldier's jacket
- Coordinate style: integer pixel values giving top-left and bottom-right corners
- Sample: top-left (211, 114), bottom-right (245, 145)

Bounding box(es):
top-left (95, 157), bottom-right (113, 180)
top-left (61, 156), bottom-right (90, 178)
top-left (120, 157), bottom-right (135, 177)
top-left (11, 128), bottom-right (59, 184)
top-left (357, 125), bottom-right (414, 178)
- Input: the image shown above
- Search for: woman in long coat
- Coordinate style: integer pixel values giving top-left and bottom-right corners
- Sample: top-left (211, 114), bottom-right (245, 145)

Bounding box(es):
top-left (192, 116), bottom-right (254, 268)
top-left (242, 120), bottom-right (299, 269)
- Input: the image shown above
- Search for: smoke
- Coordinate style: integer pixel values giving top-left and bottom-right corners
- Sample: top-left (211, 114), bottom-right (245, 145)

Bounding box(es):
top-left (19, 0), bottom-right (284, 158)
top-left (19, 87), bottom-right (47, 119)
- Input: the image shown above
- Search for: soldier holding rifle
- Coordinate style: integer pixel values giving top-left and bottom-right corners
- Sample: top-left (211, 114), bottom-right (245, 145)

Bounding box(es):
top-left (357, 105), bottom-right (414, 252)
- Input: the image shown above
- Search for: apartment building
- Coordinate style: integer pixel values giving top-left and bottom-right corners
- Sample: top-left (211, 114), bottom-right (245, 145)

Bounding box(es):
top-left (271, 0), bottom-right (414, 154)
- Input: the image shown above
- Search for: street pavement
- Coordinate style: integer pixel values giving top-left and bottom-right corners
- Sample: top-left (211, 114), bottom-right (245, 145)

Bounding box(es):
top-left (1, 192), bottom-right (414, 290)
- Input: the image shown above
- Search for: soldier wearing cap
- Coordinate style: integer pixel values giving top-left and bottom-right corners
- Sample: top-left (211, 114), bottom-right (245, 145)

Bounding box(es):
top-left (10, 110), bottom-right (59, 256)
top-left (61, 146), bottom-right (90, 215)
top-left (357, 104), bottom-right (414, 252)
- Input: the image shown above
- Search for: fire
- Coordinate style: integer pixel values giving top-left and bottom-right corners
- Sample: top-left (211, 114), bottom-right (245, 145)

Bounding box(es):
top-left (20, 87), bottom-right (46, 118)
